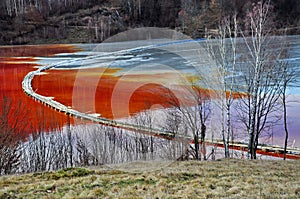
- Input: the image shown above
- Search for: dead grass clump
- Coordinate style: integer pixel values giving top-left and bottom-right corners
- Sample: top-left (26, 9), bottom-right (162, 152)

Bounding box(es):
top-left (227, 186), bottom-right (240, 195)
top-left (295, 187), bottom-right (300, 195)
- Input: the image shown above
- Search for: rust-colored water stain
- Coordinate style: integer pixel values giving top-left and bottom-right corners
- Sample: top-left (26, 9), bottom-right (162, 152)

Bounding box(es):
top-left (0, 44), bottom-right (80, 57)
top-left (0, 57), bottom-right (36, 62)
top-left (0, 43), bottom-right (245, 136)
top-left (0, 44), bottom-right (79, 136)
top-left (32, 68), bottom-right (175, 119)
top-left (32, 67), bottom-right (217, 119)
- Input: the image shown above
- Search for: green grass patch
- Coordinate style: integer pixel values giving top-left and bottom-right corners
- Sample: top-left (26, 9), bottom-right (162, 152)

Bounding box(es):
top-left (48, 167), bottom-right (94, 180)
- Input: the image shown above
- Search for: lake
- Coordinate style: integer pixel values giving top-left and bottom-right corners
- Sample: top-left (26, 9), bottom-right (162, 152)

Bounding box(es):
top-left (0, 36), bottom-right (299, 148)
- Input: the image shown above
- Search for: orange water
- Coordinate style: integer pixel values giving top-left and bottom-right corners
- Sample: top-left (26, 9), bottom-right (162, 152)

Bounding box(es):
top-left (0, 45), bottom-right (78, 135)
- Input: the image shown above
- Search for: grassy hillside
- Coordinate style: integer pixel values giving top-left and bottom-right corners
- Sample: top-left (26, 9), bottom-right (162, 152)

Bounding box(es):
top-left (0, 159), bottom-right (299, 198)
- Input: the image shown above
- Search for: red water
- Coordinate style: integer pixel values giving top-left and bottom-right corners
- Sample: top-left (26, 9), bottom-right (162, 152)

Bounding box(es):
top-left (1, 44), bottom-right (217, 135)
top-left (0, 45), bottom-right (79, 136)
top-left (0, 44), bottom-right (246, 136)
top-left (32, 68), bottom-right (202, 119)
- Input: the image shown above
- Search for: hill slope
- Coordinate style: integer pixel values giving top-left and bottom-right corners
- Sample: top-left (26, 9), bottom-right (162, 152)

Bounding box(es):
top-left (0, 159), bottom-right (299, 198)
top-left (0, 0), bottom-right (299, 45)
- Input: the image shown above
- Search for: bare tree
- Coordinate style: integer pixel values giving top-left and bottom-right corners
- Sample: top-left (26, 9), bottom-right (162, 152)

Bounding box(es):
top-left (206, 13), bottom-right (238, 158)
top-left (280, 39), bottom-right (295, 160)
top-left (161, 108), bottom-right (189, 160)
top-left (21, 130), bottom-right (66, 172)
top-left (237, 0), bottom-right (285, 159)
top-left (0, 95), bottom-right (27, 175)
top-left (282, 60), bottom-right (289, 160)
top-left (66, 115), bottom-right (73, 167)
top-left (131, 110), bottom-right (156, 161)
top-left (19, 108), bottom-right (77, 173)
top-left (76, 134), bottom-right (96, 166)
top-left (167, 81), bottom-right (211, 160)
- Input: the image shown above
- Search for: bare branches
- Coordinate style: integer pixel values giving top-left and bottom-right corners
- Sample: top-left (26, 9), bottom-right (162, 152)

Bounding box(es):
top-left (0, 95), bottom-right (28, 175)
top-left (164, 80), bottom-right (212, 160)
top-left (235, 1), bottom-right (289, 159)
top-left (206, 13), bottom-right (239, 158)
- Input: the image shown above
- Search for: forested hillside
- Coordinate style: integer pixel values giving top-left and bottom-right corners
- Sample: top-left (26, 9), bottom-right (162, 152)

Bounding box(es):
top-left (0, 0), bottom-right (299, 45)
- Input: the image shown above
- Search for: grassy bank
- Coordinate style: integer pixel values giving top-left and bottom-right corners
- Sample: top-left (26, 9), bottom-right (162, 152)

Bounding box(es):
top-left (0, 159), bottom-right (299, 198)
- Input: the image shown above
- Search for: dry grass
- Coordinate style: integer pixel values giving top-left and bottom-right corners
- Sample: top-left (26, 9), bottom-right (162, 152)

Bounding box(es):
top-left (0, 159), bottom-right (299, 198)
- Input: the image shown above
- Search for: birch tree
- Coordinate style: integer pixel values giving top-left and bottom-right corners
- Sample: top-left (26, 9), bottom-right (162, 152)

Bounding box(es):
top-left (237, 0), bottom-right (284, 159)
top-left (207, 14), bottom-right (238, 158)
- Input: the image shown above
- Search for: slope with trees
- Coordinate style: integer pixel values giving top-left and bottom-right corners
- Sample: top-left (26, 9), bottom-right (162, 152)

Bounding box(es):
top-left (0, 0), bottom-right (299, 45)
